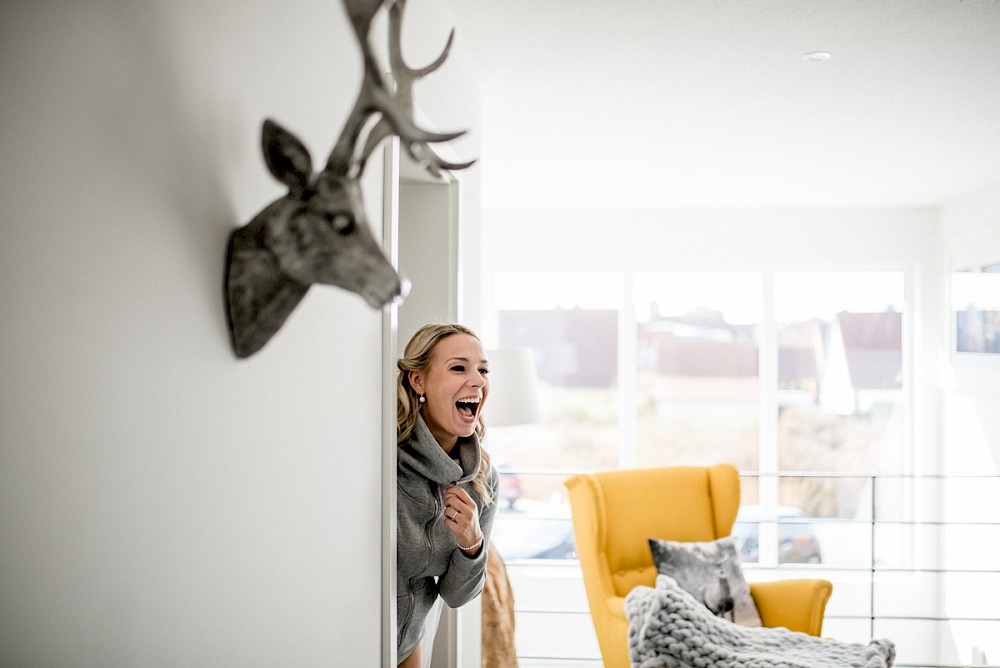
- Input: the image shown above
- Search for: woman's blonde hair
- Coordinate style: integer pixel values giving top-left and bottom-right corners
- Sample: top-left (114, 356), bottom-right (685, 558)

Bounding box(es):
top-left (397, 323), bottom-right (493, 506)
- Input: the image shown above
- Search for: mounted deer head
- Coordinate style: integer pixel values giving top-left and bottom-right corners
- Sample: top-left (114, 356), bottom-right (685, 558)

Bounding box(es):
top-left (225, 0), bottom-right (474, 358)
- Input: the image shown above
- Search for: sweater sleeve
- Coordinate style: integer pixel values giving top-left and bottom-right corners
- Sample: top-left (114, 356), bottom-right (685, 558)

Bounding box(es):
top-left (437, 465), bottom-right (500, 608)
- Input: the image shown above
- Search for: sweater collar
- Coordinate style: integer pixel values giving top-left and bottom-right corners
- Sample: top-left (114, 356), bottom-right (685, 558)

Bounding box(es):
top-left (401, 414), bottom-right (482, 486)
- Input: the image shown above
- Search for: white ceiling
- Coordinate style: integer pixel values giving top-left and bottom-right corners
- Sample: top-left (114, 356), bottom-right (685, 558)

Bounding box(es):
top-left (441, 0), bottom-right (1000, 211)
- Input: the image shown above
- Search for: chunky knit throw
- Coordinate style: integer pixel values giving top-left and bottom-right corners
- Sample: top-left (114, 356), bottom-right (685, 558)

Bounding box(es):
top-left (625, 576), bottom-right (895, 668)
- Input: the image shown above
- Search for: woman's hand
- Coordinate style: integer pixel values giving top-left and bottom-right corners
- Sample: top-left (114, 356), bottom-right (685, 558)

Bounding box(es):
top-left (442, 486), bottom-right (483, 556)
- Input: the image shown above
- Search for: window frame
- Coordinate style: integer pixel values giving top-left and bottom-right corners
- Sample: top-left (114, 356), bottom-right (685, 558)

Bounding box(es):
top-left (492, 268), bottom-right (915, 568)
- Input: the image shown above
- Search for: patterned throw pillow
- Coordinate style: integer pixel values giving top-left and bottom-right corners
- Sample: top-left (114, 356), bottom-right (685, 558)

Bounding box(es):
top-left (647, 535), bottom-right (762, 627)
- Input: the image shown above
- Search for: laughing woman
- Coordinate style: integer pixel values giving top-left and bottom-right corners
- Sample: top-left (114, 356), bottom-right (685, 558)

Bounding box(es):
top-left (395, 324), bottom-right (499, 668)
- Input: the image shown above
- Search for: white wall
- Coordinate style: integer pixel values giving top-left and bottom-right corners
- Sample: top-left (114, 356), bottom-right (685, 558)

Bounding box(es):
top-left (940, 180), bottom-right (1000, 473)
top-left (0, 1), bottom-right (480, 666)
top-left (398, 180), bottom-right (460, 346)
top-left (482, 207), bottom-right (938, 270)
top-left (938, 181), bottom-right (1000, 665)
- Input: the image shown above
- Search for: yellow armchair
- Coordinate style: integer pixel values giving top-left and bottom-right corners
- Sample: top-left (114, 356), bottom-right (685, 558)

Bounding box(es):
top-left (565, 465), bottom-right (832, 668)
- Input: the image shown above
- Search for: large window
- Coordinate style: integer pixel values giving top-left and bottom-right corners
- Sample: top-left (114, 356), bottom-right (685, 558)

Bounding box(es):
top-left (489, 270), bottom-right (907, 569)
top-left (489, 271), bottom-right (621, 560)
top-left (633, 272), bottom-right (762, 472)
top-left (771, 272), bottom-right (905, 569)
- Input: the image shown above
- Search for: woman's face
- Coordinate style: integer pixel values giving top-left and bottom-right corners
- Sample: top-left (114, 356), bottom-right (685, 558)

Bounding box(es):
top-left (410, 333), bottom-right (489, 450)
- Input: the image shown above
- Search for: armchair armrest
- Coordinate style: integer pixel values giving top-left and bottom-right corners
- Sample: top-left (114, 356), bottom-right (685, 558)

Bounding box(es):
top-left (608, 596), bottom-right (626, 619)
top-left (749, 578), bottom-right (832, 636)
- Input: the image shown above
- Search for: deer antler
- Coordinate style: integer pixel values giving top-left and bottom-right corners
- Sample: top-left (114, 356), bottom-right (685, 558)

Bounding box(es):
top-left (328, 0), bottom-right (475, 178)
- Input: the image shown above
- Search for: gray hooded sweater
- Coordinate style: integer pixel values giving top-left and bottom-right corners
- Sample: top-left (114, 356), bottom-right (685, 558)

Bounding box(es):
top-left (396, 415), bottom-right (499, 661)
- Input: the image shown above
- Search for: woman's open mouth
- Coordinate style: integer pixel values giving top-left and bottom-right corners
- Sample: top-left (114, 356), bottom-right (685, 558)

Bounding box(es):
top-left (455, 396), bottom-right (481, 423)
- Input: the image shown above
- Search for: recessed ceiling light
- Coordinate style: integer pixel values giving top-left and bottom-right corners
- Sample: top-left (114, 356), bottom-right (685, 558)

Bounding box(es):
top-left (802, 51), bottom-right (832, 63)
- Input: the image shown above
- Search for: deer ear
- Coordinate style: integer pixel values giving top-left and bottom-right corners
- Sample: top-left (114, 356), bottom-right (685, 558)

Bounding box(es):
top-left (262, 119), bottom-right (313, 193)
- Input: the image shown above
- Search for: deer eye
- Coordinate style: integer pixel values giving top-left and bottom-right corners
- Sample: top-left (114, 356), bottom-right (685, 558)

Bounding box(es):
top-left (324, 212), bottom-right (356, 235)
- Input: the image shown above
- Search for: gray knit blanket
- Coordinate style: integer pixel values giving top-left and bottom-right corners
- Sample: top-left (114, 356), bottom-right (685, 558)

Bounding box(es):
top-left (625, 575), bottom-right (895, 668)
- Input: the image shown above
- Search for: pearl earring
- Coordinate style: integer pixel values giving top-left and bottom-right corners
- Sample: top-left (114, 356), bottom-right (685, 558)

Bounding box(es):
top-left (418, 394), bottom-right (425, 404)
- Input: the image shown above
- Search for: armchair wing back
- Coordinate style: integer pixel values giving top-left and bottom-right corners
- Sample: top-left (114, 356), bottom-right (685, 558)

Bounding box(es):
top-left (565, 464), bottom-right (831, 668)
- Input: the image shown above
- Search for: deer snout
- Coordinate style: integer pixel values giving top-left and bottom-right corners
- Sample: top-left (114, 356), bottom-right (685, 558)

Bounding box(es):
top-left (360, 273), bottom-right (409, 309)
top-left (396, 275), bottom-right (412, 302)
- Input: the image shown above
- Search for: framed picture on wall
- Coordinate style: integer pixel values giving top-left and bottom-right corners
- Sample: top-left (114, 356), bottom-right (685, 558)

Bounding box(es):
top-left (953, 261), bottom-right (1000, 354)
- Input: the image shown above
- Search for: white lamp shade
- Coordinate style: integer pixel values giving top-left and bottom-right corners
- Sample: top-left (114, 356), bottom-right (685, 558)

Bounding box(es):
top-left (485, 347), bottom-right (543, 427)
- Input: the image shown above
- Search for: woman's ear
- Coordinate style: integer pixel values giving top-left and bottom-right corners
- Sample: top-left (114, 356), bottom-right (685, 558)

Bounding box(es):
top-left (408, 370), bottom-right (424, 396)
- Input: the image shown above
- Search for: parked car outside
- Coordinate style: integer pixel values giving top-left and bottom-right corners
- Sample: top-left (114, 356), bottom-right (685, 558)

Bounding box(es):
top-left (497, 465), bottom-right (522, 509)
top-left (490, 499), bottom-right (576, 560)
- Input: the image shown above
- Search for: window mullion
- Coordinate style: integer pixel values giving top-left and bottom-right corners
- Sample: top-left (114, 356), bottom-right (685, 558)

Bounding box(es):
top-left (758, 271), bottom-right (780, 566)
top-left (619, 271), bottom-right (637, 470)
